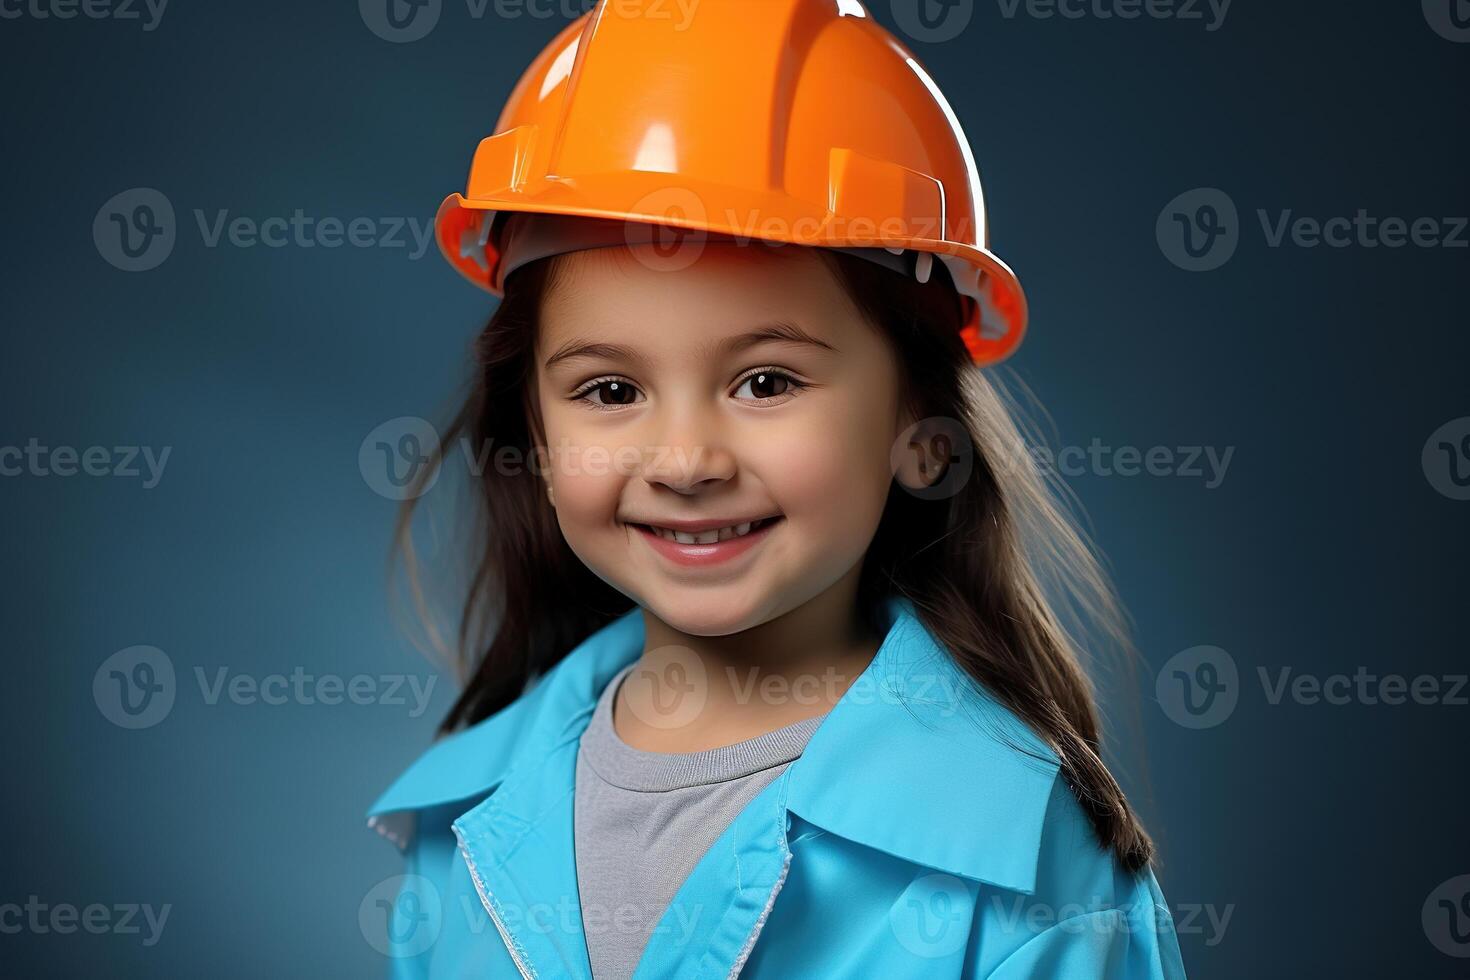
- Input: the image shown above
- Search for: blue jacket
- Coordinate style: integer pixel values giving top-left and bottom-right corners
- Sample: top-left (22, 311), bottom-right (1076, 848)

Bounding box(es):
top-left (367, 597), bottom-right (1187, 978)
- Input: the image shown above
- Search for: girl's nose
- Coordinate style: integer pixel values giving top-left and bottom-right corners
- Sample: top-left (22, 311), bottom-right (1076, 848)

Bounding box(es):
top-left (640, 418), bottom-right (738, 495)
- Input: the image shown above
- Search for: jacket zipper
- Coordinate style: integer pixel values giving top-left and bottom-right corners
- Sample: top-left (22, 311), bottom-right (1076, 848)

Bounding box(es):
top-left (726, 848), bottom-right (792, 980)
top-left (452, 827), bottom-right (535, 980)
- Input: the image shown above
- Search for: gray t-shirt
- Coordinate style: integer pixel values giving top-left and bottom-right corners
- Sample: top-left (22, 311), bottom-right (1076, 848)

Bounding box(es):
top-left (573, 663), bottom-right (826, 979)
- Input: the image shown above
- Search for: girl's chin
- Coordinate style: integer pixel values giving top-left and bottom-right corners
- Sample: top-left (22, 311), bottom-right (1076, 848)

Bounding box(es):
top-left (639, 591), bottom-right (775, 638)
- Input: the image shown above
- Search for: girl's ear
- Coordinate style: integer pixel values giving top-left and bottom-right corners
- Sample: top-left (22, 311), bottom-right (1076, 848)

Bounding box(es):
top-left (894, 417), bottom-right (953, 492)
top-left (892, 400), bottom-right (951, 492)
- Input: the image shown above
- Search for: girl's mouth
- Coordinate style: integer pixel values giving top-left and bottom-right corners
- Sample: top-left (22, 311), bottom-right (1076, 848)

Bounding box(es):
top-left (628, 516), bottom-right (783, 567)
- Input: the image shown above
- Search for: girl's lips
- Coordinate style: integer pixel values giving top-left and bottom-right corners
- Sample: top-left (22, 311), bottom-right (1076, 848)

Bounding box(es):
top-left (631, 517), bottom-right (782, 568)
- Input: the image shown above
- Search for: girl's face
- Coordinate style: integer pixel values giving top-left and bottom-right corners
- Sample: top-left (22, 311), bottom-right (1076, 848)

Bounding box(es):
top-left (534, 242), bottom-right (913, 637)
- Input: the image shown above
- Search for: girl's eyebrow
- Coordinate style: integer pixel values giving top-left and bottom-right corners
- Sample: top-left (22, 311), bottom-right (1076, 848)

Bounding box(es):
top-left (543, 340), bottom-right (642, 371)
top-left (543, 321), bottom-right (836, 371)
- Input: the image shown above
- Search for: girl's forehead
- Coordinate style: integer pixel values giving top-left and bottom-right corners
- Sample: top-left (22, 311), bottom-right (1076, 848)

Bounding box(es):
top-left (538, 246), bottom-right (858, 365)
top-left (537, 242), bottom-right (861, 356)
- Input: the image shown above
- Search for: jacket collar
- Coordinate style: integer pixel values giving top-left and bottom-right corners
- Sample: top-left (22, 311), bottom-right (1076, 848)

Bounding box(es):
top-left (783, 598), bottom-right (1061, 894)
top-left (368, 596), bottom-right (1060, 895)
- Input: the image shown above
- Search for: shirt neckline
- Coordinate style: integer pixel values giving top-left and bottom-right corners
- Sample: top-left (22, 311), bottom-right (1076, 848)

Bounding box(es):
top-left (578, 663), bottom-right (830, 793)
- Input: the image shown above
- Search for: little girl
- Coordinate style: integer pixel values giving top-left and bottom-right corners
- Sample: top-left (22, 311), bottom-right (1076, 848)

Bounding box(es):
top-left (368, 2), bottom-right (1186, 977)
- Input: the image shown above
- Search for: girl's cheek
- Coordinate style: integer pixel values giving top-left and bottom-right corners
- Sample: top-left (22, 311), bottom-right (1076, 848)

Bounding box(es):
top-left (751, 414), bottom-right (891, 527)
top-left (546, 444), bottom-right (629, 523)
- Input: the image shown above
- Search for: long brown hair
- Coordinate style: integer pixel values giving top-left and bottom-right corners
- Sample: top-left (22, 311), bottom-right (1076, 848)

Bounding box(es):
top-left (395, 240), bottom-right (1155, 872)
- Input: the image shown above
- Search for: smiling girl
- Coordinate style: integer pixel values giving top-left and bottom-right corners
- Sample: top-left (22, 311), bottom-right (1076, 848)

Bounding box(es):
top-left (367, 2), bottom-right (1185, 977)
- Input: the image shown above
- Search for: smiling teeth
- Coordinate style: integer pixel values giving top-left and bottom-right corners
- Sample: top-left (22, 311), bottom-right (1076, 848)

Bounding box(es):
top-left (651, 521), bottom-right (756, 544)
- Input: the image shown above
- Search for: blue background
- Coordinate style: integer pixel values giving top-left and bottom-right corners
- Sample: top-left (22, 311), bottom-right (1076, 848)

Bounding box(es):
top-left (1, 1), bottom-right (1466, 976)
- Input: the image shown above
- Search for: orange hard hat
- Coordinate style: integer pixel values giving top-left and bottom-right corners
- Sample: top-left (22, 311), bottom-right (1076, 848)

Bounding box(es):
top-left (435, 0), bottom-right (1028, 365)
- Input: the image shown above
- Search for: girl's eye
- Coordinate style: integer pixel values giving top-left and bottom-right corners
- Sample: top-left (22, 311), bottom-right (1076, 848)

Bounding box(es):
top-left (733, 370), bottom-right (804, 402)
top-left (571, 371), bottom-right (803, 407)
top-left (572, 378), bottom-right (644, 409)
